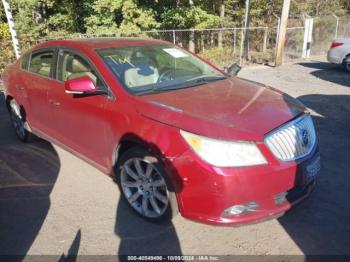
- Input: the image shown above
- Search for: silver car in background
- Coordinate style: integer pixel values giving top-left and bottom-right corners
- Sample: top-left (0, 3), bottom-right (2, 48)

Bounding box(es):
top-left (327, 38), bottom-right (350, 72)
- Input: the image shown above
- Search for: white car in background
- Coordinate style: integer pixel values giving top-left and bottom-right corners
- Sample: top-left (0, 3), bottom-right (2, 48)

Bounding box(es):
top-left (327, 38), bottom-right (350, 72)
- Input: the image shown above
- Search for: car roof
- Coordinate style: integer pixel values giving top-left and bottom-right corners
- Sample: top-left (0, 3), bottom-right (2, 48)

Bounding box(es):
top-left (33, 37), bottom-right (170, 51)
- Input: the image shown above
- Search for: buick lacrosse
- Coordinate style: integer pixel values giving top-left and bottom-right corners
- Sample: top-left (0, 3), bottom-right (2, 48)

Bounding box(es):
top-left (2, 38), bottom-right (320, 225)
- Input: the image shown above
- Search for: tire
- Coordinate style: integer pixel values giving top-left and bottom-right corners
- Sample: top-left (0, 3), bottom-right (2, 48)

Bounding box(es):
top-left (115, 146), bottom-right (178, 223)
top-left (342, 55), bottom-right (350, 72)
top-left (9, 100), bottom-right (35, 143)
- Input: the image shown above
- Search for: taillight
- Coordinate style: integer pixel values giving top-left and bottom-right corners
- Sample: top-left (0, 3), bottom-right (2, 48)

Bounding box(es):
top-left (330, 42), bottom-right (344, 49)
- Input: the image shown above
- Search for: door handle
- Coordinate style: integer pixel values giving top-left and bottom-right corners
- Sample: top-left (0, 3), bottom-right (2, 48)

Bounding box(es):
top-left (16, 85), bottom-right (24, 91)
top-left (49, 99), bottom-right (61, 107)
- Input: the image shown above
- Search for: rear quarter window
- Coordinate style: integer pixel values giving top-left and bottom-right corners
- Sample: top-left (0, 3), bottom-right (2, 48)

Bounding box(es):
top-left (21, 53), bottom-right (30, 70)
top-left (28, 51), bottom-right (54, 78)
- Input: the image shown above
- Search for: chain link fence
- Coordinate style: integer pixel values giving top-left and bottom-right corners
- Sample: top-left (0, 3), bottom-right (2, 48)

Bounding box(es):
top-left (142, 27), bottom-right (276, 67)
top-left (76, 27), bottom-right (276, 67)
top-left (1, 15), bottom-right (350, 75)
top-left (338, 16), bottom-right (350, 38)
top-left (284, 15), bottom-right (350, 61)
top-left (283, 17), bottom-right (305, 61)
top-left (311, 16), bottom-right (337, 57)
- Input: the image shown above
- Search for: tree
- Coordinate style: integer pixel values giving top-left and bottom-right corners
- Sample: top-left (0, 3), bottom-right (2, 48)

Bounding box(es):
top-left (215, 0), bottom-right (225, 48)
top-left (0, 0), bottom-right (93, 39)
top-left (85, 0), bottom-right (159, 35)
top-left (118, 0), bottom-right (159, 34)
top-left (85, 0), bottom-right (122, 34)
top-left (1, 0), bottom-right (349, 39)
top-left (161, 6), bottom-right (220, 29)
top-left (0, 22), bottom-right (9, 39)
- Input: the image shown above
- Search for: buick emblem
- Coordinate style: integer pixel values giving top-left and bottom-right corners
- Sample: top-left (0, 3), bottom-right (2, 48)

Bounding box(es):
top-left (301, 129), bottom-right (309, 147)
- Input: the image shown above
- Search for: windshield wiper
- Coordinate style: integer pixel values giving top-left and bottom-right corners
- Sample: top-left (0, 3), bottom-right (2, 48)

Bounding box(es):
top-left (136, 75), bottom-right (226, 95)
top-left (157, 75), bottom-right (226, 92)
top-left (185, 75), bottom-right (227, 83)
top-left (156, 81), bottom-right (210, 92)
top-left (136, 81), bottom-right (204, 95)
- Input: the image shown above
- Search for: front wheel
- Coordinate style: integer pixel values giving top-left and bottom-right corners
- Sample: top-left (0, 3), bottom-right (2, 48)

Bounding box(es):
top-left (9, 100), bottom-right (35, 142)
top-left (115, 146), bottom-right (178, 222)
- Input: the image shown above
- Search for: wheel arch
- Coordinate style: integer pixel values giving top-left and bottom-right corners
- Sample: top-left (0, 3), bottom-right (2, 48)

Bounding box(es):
top-left (113, 140), bottom-right (142, 168)
top-left (112, 135), bottom-right (181, 220)
top-left (342, 53), bottom-right (350, 72)
top-left (342, 53), bottom-right (350, 62)
top-left (112, 134), bottom-right (161, 169)
top-left (5, 95), bottom-right (13, 112)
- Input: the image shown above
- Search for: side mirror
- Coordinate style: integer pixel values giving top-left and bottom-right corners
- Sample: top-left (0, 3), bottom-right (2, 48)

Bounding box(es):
top-left (225, 63), bottom-right (241, 76)
top-left (65, 76), bottom-right (106, 95)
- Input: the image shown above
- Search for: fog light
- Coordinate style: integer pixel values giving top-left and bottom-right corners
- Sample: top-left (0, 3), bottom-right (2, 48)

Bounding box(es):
top-left (222, 202), bottom-right (258, 217)
top-left (274, 192), bottom-right (288, 205)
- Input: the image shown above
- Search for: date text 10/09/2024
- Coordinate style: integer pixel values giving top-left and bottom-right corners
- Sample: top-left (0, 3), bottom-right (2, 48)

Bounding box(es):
top-left (127, 256), bottom-right (220, 261)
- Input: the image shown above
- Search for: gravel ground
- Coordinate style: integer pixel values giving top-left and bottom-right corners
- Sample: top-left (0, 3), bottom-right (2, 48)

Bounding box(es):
top-left (0, 60), bottom-right (349, 258)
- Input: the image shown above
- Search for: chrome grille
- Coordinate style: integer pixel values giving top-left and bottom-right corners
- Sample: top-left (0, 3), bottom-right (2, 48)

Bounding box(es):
top-left (265, 114), bottom-right (316, 161)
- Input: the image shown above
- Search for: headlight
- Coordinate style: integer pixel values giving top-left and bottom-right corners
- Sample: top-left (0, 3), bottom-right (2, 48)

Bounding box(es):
top-left (180, 130), bottom-right (267, 167)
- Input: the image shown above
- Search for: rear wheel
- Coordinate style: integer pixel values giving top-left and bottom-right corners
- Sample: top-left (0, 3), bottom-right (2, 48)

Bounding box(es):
top-left (9, 100), bottom-right (35, 142)
top-left (115, 146), bottom-right (178, 222)
top-left (342, 55), bottom-right (350, 72)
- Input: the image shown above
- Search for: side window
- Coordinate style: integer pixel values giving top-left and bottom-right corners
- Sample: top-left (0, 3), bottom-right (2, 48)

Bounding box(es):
top-left (57, 51), bottom-right (105, 89)
top-left (28, 51), bottom-right (54, 77)
top-left (21, 53), bottom-right (30, 70)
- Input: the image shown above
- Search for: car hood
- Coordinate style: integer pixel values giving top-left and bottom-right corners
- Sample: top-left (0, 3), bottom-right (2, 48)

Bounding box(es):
top-left (135, 77), bottom-right (306, 141)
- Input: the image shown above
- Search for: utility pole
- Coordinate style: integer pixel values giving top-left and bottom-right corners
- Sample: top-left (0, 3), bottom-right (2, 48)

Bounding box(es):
top-left (217, 0), bottom-right (225, 48)
top-left (242, 0), bottom-right (251, 60)
top-left (275, 0), bottom-right (291, 66)
top-left (2, 0), bottom-right (21, 59)
top-left (188, 0), bottom-right (195, 52)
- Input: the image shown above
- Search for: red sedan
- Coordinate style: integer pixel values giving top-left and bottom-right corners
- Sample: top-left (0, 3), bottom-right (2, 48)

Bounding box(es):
top-left (2, 38), bottom-right (320, 225)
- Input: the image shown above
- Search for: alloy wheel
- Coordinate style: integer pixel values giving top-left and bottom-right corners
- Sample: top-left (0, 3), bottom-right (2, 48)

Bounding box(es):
top-left (120, 157), bottom-right (169, 218)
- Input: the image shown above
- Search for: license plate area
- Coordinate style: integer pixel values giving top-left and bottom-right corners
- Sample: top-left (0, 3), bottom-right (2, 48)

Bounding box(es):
top-left (303, 154), bottom-right (321, 183)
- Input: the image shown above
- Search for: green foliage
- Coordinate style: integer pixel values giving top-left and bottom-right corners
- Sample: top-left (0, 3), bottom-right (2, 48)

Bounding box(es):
top-left (292, 0), bottom-right (349, 16)
top-left (118, 1), bottom-right (159, 34)
top-left (0, 23), bottom-right (14, 75)
top-left (0, 0), bottom-right (349, 38)
top-left (85, 0), bottom-right (122, 34)
top-left (199, 46), bottom-right (273, 67)
top-left (0, 0), bottom-right (92, 38)
top-left (161, 7), bottom-right (220, 29)
top-left (0, 22), bottom-right (10, 39)
top-left (0, 0), bottom-right (349, 72)
top-left (0, 3), bottom-right (5, 21)
top-left (85, 0), bottom-right (159, 34)
top-left (199, 47), bottom-right (238, 67)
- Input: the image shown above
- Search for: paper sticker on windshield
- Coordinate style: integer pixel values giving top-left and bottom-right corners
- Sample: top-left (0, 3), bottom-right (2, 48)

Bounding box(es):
top-left (163, 48), bottom-right (188, 58)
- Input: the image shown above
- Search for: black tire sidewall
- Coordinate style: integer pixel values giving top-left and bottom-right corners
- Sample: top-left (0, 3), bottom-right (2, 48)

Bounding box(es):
top-left (9, 101), bottom-right (31, 143)
top-left (114, 146), bottom-right (178, 223)
top-left (342, 57), bottom-right (350, 73)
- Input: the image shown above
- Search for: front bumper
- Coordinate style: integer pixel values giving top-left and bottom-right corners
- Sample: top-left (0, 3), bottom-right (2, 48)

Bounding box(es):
top-left (170, 144), bottom-right (319, 226)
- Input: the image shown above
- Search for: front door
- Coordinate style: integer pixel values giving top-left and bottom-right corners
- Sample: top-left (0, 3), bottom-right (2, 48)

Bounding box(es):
top-left (48, 49), bottom-right (111, 167)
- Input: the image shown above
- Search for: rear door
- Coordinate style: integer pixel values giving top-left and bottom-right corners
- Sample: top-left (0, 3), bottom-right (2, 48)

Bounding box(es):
top-left (48, 48), bottom-right (112, 167)
top-left (25, 48), bottom-right (57, 135)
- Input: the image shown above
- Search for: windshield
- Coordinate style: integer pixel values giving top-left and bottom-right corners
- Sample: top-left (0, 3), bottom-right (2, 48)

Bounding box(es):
top-left (97, 45), bottom-right (226, 94)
